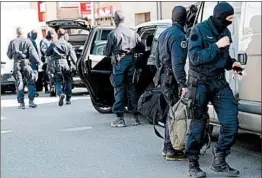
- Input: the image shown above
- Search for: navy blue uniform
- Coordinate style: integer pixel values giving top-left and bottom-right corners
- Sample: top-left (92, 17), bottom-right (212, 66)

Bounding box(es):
top-left (156, 23), bottom-right (187, 151)
top-left (104, 23), bottom-right (145, 117)
top-left (186, 17), bottom-right (238, 156)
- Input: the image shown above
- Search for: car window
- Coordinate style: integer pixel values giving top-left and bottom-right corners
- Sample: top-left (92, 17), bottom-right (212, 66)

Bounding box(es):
top-left (96, 45), bottom-right (106, 55)
top-left (140, 29), bottom-right (156, 47)
top-left (101, 30), bottom-right (111, 40)
top-left (90, 42), bottom-right (106, 55)
top-left (66, 29), bottom-right (90, 35)
top-left (147, 26), bottom-right (169, 65)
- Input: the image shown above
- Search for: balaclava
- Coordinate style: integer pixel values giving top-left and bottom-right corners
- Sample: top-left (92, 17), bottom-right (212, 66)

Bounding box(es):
top-left (212, 2), bottom-right (234, 33)
top-left (31, 30), bottom-right (38, 40)
top-left (172, 6), bottom-right (187, 26)
top-left (114, 10), bottom-right (125, 27)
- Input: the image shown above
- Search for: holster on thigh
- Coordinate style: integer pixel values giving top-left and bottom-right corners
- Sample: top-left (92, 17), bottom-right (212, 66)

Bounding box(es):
top-left (186, 76), bottom-right (198, 120)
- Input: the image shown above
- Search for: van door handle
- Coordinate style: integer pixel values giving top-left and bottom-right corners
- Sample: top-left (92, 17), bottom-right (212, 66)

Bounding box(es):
top-left (237, 52), bottom-right (248, 65)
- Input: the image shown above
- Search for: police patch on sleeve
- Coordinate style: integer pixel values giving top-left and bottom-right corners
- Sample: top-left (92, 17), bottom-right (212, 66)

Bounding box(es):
top-left (180, 41), bottom-right (187, 49)
top-left (191, 34), bottom-right (198, 41)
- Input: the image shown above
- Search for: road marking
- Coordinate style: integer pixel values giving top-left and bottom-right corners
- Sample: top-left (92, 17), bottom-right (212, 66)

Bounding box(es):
top-left (60, 126), bottom-right (93, 132)
top-left (1, 130), bottom-right (12, 134)
top-left (1, 96), bottom-right (90, 108)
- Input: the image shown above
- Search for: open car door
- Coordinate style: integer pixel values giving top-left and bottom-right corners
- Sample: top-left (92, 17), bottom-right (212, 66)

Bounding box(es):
top-left (77, 26), bottom-right (115, 113)
top-left (77, 25), bottom-right (158, 113)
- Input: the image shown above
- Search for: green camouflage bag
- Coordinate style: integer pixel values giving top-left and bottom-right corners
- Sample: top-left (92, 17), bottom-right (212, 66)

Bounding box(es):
top-left (168, 99), bottom-right (188, 151)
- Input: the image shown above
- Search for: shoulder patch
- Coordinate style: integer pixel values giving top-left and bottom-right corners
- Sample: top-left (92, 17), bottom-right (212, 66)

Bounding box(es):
top-left (191, 34), bottom-right (198, 41)
top-left (180, 41), bottom-right (187, 49)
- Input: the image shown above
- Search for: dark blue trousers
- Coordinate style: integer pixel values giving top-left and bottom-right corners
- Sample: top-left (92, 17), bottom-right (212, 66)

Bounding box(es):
top-left (111, 55), bottom-right (138, 117)
top-left (185, 79), bottom-right (238, 155)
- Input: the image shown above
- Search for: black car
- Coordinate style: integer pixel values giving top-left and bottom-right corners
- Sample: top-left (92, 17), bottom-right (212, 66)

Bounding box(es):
top-left (1, 61), bottom-right (16, 94)
top-left (77, 4), bottom-right (200, 115)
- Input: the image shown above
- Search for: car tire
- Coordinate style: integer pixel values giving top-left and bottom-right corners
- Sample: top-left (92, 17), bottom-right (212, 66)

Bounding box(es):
top-left (91, 99), bottom-right (112, 114)
top-left (1, 88), bottom-right (5, 94)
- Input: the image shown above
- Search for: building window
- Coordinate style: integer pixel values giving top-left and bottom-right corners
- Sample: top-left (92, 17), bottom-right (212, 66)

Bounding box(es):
top-left (135, 12), bottom-right (151, 26)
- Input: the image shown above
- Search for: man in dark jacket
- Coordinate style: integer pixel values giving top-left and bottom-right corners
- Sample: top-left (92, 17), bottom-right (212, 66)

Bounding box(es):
top-left (156, 6), bottom-right (188, 161)
top-left (185, 2), bottom-right (242, 178)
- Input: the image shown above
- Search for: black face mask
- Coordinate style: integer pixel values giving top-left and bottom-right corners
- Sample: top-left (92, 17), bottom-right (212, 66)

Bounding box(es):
top-left (212, 2), bottom-right (234, 33)
top-left (172, 6), bottom-right (187, 27)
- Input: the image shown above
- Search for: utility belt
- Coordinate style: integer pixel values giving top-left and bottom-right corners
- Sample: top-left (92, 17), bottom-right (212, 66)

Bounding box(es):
top-left (185, 70), bottom-right (225, 119)
top-left (188, 70), bottom-right (225, 83)
top-left (111, 52), bottom-right (133, 64)
top-left (14, 58), bottom-right (31, 67)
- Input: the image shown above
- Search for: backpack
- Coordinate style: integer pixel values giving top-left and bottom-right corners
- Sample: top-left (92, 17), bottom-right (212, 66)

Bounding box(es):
top-left (168, 99), bottom-right (188, 151)
top-left (137, 87), bottom-right (168, 137)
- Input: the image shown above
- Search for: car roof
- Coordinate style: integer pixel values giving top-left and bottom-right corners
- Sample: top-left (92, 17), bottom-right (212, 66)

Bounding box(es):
top-left (135, 19), bottom-right (172, 29)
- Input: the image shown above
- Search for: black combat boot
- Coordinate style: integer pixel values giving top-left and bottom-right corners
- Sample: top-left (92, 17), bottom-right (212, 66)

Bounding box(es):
top-left (29, 100), bottom-right (37, 108)
top-left (18, 102), bottom-right (25, 109)
top-left (165, 144), bottom-right (186, 161)
top-left (66, 96), bottom-right (71, 105)
top-left (58, 94), bottom-right (65, 106)
top-left (188, 155), bottom-right (206, 178)
top-left (211, 150), bottom-right (240, 177)
top-left (162, 143), bottom-right (168, 157)
top-left (131, 115), bottom-right (141, 126)
top-left (66, 99), bottom-right (71, 105)
top-left (111, 117), bottom-right (126, 127)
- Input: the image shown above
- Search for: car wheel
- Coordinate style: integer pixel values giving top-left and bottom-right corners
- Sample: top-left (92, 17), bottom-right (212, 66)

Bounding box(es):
top-left (1, 88), bottom-right (5, 94)
top-left (91, 100), bottom-right (112, 114)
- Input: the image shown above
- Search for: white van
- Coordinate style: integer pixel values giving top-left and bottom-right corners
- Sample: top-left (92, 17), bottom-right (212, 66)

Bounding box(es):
top-left (1, 4), bottom-right (43, 93)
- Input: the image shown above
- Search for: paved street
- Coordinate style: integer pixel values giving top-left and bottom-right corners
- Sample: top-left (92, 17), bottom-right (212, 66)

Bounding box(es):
top-left (1, 89), bottom-right (262, 178)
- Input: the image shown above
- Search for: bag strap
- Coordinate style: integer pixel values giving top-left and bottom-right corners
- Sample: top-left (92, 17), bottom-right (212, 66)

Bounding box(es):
top-left (153, 104), bottom-right (169, 139)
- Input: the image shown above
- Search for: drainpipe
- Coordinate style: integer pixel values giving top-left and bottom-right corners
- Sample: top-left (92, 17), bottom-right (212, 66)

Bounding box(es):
top-left (156, 2), bottom-right (159, 20)
top-left (159, 1), bottom-right (162, 20)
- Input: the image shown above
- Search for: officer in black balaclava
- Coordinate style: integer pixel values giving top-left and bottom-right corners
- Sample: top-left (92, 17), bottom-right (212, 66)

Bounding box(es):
top-left (155, 6), bottom-right (188, 161)
top-left (185, 2), bottom-right (242, 178)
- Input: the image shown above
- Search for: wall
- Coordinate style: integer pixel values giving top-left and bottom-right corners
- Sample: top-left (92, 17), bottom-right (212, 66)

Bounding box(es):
top-left (160, 2), bottom-right (196, 19)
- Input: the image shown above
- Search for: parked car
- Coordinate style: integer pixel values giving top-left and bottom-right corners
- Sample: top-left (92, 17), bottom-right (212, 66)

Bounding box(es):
top-left (76, 3), bottom-right (199, 114)
top-left (1, 61), bottom-right (16, 94)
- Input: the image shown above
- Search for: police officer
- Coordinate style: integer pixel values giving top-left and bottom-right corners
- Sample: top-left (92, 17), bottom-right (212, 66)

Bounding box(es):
top-left (46, 28), bottom-right (77, 106)
top-left (186, 2), bottom-right (241, 177)
top-left (7, 27), bottom-right (42, 109)
top-left (40, 29), bottom-right (57, 95)
top-left (104, 10), bottom-right (145, 127)
top-left (155, 6), bottom-right (188, 161)
top-left (29, 30), bottom-right (42, 97)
